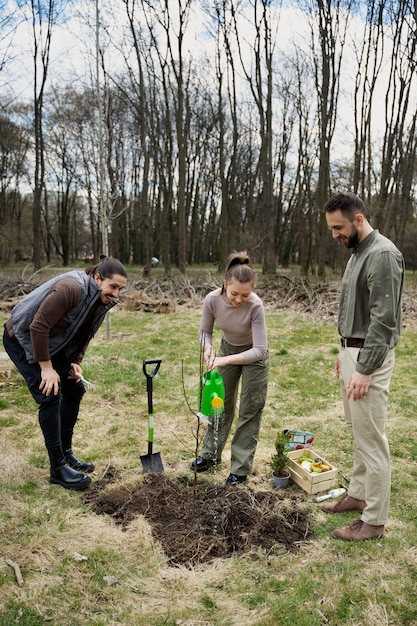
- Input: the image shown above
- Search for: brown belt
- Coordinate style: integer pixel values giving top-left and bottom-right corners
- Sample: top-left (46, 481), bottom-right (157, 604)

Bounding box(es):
top-left (341, 337), bottom-right (364, 348)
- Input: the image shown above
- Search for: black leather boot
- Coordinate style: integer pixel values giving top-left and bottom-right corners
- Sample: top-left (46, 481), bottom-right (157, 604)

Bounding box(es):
top-left (190, 457), bottom-right (221, 472)
top-left (48, 446), bottom-right (91, 491)
top-left (61, 434), bottom-right (95, 473)
top-left (64, 449), bottom-right (95, 473)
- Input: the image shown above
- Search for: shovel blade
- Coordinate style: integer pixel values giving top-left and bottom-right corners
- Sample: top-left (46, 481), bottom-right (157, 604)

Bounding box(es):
top-left (140, 452), bottom-right (164, 473)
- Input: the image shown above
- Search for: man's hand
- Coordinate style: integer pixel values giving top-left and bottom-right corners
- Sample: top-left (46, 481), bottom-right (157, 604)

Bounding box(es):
top-left (39, 361), bottom-right (60, 396)
top-left (68, 363), bottom-right (83, 381)
top-left (347, 371), bottom-right (371, 401)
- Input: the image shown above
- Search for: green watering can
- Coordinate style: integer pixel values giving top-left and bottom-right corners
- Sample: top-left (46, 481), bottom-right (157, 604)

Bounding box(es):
top-left (197, 370), bottom-right (225, 425)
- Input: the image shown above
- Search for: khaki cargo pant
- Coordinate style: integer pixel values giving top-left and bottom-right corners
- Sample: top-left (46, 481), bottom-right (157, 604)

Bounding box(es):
top-left (200, 338), bottom-right (269, 476)
top-left (339, 346), bottom-right (395, 526)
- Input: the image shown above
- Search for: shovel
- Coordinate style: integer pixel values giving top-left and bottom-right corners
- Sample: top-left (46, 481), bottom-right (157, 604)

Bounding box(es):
top-left (140, 358), bottom-right (164, 473)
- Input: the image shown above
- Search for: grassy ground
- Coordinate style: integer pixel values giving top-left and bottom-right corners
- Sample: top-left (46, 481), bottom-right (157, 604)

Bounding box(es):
top-left (1, 302), bottom-right (417, 625)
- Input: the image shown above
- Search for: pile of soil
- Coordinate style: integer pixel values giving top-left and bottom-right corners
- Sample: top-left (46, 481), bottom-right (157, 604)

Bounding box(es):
top-left (83, 469), bottom-right (312, 566)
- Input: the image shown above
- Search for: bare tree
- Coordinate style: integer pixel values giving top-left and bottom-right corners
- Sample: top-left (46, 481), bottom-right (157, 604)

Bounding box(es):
top-left (27, 0), bottom-right (58, 269)
top-left (374, 0), bottom-right (417, 247)
top-left (139, 0), bottom-right (193, 275)
top-left (273, 52), bottom-right (308, 268)
top-left (45, 92), bottom-right (78, 265)
top-left (307, 0), bottom-right (351, 277)
top-left (351, 0), bottom-right (385, 201)
top-left (209, 0), bottom-right (241, 269)
top-left (119, 0), bottom-right (155, 272)
top-left (0, 0), bottom-right (18, 82)
top-left (0, 106), bottom-right (31, 262)
top-left (232, 0), bottom-right (278, 273)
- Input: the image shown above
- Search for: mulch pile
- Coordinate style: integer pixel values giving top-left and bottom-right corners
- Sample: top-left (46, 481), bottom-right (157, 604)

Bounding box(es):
top-left (83, 468), bottom-right (312, 566)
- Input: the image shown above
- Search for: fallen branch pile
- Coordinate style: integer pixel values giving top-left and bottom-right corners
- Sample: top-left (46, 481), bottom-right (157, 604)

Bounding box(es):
top-left (1, 270), bottom-right (417, 323)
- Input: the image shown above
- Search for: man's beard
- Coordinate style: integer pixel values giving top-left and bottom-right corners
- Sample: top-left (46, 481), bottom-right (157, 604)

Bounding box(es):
top-left (346, 226), bottom-right (360, 249)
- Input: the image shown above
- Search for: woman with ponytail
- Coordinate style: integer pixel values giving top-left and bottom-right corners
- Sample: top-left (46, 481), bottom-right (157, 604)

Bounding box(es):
top-left (191, 251), bottom-right (269, 486)
top-left (3, 255), bottom-right (127, 491)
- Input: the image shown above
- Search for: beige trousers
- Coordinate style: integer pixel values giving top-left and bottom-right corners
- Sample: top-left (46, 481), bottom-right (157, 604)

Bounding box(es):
top-left (339, 346), bottom-right (395, 526)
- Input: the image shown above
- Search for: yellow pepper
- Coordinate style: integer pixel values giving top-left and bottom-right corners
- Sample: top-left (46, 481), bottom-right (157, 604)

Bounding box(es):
top-left (310, 460), bottom-right (332, 473)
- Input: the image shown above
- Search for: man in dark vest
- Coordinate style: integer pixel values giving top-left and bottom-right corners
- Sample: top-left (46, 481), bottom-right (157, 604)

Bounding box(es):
top-left (3, 256), bottom-right (127, 491)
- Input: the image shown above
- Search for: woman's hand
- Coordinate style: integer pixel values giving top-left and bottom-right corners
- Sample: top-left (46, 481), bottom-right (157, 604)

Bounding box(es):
top-left (203, 345), bottom-right (245, 370)
top-left (203, 345), bottom-right (216, 370)
top-left (209, 354), bottom-right (244, 369)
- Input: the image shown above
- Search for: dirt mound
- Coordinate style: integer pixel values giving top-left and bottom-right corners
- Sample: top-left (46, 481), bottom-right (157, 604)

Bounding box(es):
top-left (83, 469), bottom-right (312, 566)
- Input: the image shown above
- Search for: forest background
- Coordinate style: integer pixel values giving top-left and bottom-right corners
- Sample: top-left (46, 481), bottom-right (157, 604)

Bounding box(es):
top-left (0, 0), bottom-right (416, 276)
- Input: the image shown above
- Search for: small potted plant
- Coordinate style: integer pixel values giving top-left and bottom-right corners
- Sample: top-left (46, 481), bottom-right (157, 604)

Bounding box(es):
top-left (270, 430), bottom-right (290, 488)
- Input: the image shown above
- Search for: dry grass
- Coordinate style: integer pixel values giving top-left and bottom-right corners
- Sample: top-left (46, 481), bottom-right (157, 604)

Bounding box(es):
top-left (1, 303), bottom-right (417, 625)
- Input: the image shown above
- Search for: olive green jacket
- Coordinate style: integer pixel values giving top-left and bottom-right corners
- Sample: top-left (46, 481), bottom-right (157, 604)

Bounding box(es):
top-left (338, 229), bottom-right (404, 375)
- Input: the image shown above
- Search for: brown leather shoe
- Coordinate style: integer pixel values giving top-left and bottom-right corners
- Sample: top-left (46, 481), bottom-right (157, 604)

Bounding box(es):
top-left (321, 493), bottom-right (366, 514)
top-left (332, 519), bottom-right (384, 541)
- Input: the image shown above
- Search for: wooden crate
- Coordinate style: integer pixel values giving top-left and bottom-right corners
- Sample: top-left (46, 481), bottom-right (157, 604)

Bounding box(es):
top-left (286, 448), bottom-right (339, 495)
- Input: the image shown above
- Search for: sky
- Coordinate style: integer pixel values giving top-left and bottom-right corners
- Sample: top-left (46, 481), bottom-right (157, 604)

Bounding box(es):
top-left (2, 1), bottom-right (312, 102)
top-left (1, 0), bottom-right (415, 152)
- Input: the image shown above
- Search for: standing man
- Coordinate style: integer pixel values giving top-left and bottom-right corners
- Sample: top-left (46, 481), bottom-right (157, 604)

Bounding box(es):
top-left (323, 192), bottom-right (404, 541)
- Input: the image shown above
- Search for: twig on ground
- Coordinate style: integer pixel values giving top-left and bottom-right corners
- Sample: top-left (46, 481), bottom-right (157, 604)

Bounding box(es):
top-left (5, 558), bottom-right (24, 586)
top-left (100, 460), bottom-right (112, 480)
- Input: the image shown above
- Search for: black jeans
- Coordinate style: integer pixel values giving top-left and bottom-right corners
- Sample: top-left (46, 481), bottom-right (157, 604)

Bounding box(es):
top-left (3, 327), bottom-right (85, 449)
